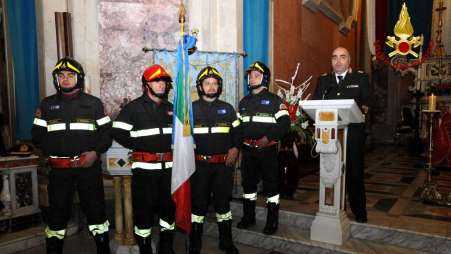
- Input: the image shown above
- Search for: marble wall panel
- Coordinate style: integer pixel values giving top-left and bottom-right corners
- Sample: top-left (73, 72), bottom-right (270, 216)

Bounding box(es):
top-left (98, 0), bottom-right (180, 116)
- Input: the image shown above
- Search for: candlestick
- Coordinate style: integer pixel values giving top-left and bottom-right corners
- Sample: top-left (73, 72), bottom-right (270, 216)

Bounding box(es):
top-left (429, 93), bottom-right (437, 111)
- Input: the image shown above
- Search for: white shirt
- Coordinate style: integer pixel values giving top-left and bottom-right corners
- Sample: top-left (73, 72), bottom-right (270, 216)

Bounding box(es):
top-left (335, 70), bottom-right (348, 84)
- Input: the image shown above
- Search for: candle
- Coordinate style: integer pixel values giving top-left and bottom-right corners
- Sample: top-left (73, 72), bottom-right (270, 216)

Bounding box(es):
top-left (429, 93), bottom-right (436, 111)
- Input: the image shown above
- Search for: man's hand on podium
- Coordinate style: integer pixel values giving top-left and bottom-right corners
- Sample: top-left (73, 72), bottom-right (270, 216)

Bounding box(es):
top-left (362, 105), bottom-right (369, 114)
top-left (362, 105), bottom-right (369, 121)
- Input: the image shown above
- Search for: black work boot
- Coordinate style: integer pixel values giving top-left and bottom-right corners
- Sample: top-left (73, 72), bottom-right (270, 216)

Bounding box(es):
top-left (218, 220), bottom-right (239, 254)
top-left (262, 202), bottom-right (279, 235)
top-left (236, 199), bottom-right (256, 229)
top-left (93, 232), bottom-right (111, 254)
top-left (46, 237), bottom-right (64, 254)
top-left (158, 231), bottom-right (175, 254)
top-left (189, 222), bottom-right (203, 254)
top-left (136, 235), bottom-right (153, 254)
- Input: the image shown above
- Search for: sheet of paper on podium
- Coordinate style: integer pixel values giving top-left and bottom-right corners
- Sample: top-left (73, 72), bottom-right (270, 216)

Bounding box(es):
top-left (300, 99), bottom-right (364, 124)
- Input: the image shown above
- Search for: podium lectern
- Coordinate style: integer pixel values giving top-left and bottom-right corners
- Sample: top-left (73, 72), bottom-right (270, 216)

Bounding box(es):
top-left (300, 99), bottom-right (363, 245)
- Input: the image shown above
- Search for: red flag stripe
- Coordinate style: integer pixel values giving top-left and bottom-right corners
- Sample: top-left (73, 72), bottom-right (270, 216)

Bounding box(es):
top-left (172, 180), bottom-right (192, 233)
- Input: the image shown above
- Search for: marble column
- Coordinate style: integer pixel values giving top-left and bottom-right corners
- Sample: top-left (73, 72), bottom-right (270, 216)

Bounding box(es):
top-left (187, 0), bottom-right (243, 52)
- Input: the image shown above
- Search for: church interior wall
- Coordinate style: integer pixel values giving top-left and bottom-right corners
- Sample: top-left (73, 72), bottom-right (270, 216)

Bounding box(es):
top-left (273, 0), bottom-right (361, 96)
top-left (35, 0), bottom-right (243, 116)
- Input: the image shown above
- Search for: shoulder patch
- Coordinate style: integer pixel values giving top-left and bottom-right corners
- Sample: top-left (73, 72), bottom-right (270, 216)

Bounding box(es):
top-left (217, 108), bottom-right (227, 114)
top-left (34, 108), bottom-right (42, 118)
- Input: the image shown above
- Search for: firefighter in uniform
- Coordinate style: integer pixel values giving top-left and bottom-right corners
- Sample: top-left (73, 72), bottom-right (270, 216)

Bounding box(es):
top-left (313, 47), bottom-right (369, 223)
top-left (31, 58), bottom-right (112, 254)
top-left (189, 66), bottom-right (240, 254)
top-left (111, 64), bottom-right (175, 254)
top-left (236, 61), bottom-right (290, 235)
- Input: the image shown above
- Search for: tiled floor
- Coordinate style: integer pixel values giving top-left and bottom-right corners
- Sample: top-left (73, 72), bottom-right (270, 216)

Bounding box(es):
top-left (3, 144), bottom-right (451, 253)
top-left (12, 229), bottom-right (268, 254)
top-left (272, 145), bottom-right (451, 237)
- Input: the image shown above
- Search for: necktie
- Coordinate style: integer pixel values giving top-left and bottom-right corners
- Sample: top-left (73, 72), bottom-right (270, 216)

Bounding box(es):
top-left (337, 75), bottom-right (344, 85)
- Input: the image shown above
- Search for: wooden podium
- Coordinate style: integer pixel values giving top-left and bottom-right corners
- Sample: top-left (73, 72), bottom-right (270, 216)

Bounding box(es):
top-left (300, 99), bottom-right (364, 245)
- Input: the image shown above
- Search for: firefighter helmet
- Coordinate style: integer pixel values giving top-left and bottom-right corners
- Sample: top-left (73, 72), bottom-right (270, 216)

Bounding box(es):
top-left (196, 66), bottom-right (223, 98)
top-left (52, 57), bottom-right (85, 93)
top-left (246, 61), bottom-right (271, 90)
top-left (141, 64), bottom-right (173, 98)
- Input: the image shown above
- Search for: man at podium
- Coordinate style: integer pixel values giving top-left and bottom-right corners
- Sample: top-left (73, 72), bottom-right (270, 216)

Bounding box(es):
top-left (312, 47), bottom-right (369, 223)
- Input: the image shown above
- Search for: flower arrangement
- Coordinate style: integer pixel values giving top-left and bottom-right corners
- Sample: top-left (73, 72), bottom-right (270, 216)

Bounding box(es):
top-left (276, 63), bottom-right (314, 145)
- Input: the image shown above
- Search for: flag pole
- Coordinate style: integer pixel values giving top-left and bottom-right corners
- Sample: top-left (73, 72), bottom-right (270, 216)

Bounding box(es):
top-left (179, 2), bottom-right (188, 134)
top-left (177, 3), bottom-right (191, 253)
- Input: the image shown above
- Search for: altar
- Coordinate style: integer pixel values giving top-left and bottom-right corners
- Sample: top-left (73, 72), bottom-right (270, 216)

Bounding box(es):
top-left (0, 155), bottom-right (40, 231)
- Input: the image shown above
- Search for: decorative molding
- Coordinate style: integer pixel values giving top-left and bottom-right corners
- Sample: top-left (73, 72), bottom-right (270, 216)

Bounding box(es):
top-left (303, 0), bottom-right (360, 36)
top-left (302, 0), bottom-right (321, 12)
top-left (339, 16), bottom-right (354, 35)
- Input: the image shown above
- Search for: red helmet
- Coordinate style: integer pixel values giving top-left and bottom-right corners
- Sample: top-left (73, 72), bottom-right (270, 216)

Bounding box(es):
top-left (141, 64), bottom-right (172, 98)
top-left (142, 64), bottom-right (172, 83)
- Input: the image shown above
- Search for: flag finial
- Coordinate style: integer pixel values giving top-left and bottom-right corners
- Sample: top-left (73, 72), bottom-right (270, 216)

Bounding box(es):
top-left (178, 2), bottom-right (186, 24)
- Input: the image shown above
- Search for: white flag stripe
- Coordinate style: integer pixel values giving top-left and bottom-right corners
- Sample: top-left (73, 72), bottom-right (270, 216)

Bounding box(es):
top-left (171, 119), bottom-right (196, 193)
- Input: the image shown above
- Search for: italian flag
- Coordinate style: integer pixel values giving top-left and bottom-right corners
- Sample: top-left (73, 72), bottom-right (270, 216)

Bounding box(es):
top-left (171, 35), bottom-right (196, 233)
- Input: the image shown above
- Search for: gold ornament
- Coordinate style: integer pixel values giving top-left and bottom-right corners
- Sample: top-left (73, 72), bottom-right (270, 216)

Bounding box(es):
top-left (386, 3), bottom-right (423, 58)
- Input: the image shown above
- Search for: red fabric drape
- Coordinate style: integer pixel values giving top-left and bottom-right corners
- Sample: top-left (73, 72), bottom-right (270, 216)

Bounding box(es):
top-left (433, 111), bottom-right (451, 167)
top-left (375, 0), bottom-right (388, 43)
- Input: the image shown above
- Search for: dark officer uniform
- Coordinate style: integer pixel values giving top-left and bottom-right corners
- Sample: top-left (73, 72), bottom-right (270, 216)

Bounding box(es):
top-left (237, 62), bottom-right (290, 235)
top-left (111, 64), bottom-right (175, 254)
top-left (313, 70), bottom-right (369, 222)
top-left (32, 58), bottom-right (111, 254)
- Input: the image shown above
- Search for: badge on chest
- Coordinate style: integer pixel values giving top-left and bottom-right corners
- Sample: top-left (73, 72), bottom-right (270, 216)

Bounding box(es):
top-left (50, 104), bottom-right (61, 110)
top-left (261, 99), bottom-right (270, 105)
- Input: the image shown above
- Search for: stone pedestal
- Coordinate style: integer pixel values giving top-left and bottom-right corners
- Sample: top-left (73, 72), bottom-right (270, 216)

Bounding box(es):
top-left (102, 142), bottom-right (135, 248)
top-left (300, 100), bottom-right (364, 246)
top-left (310, 210), bottom-right (350, 245)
